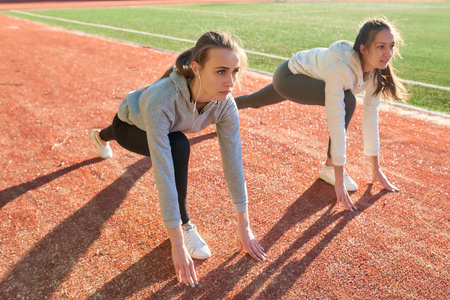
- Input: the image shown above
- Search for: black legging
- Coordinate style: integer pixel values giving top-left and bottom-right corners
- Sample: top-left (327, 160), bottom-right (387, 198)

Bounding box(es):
top-left (235, 60), bottom-right (356, 158)
top-left (100, 114), bottom-right (190, 224)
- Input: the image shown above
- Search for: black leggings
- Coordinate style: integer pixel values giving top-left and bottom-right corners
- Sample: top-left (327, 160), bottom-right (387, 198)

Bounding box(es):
top-left (235, 60), bottom-right (356, 158)
top-left (100, 114), bottom-right (190, 225)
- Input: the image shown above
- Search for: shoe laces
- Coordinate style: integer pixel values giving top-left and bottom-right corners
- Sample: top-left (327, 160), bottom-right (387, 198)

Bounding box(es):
top-left (183, 226), bottom-right (205, 249)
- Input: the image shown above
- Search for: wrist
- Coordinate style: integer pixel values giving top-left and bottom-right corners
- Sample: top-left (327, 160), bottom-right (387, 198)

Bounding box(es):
top-left (334, 165), bottom-right (344, 183)
top-left (236, 211), bottom-right (250, 228)
top-left (370, 156), bottom-right (380, 169)
top-left (167, 226), bottom-right (184, 248)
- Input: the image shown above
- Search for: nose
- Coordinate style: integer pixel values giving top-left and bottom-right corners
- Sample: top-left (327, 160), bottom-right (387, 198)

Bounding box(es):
top-left (225, 73), bottom-right (235, 87)
top-left (387, 47), bottom-right (394, 57)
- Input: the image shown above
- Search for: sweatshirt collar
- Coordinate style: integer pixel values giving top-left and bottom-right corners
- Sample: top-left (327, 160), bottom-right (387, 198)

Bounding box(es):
top-left (169, 68), bottom-right (192, 104)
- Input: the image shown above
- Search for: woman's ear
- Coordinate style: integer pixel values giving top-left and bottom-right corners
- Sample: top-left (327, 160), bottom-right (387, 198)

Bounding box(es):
top-left (360, 44), bottom-right (367, 55)
top-left (191, 61), bottom-right (200, 74)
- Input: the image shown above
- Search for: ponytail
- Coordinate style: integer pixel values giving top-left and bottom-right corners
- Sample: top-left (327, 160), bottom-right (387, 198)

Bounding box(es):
top-left (159, 30), bottom-right (247, 81)
top-left (160, 48), bottom-right (196, 79)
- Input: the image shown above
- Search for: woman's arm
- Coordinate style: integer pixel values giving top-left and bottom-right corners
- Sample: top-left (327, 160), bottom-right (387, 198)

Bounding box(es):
top-left (215, 101), bottom-right (249, 213)
top-left (217, 100), bottom-right (266, 261)
top-left (369, 156), bottom-right (398, 191)
top-left (333, 165), bottom-right (357, 211)
top-left (236, 211), bottom-right (266, 261)
top-left (167, 226), bottom-right (198, 287)
top-left (325, 64), bottom-right (358, 210)
top-left (362, 87), bottom-right (397, 191)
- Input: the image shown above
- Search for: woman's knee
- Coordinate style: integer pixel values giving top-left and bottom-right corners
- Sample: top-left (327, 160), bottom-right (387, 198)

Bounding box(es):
top-left (272, 60), bottom-right (291, 93)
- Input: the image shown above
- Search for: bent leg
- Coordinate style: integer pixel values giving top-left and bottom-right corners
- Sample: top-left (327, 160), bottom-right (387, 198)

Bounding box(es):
top-left (235, 83), bottom-right (285, 109)
top-left (234, 61), bottom-right (291, 109)
top-left (99, 125), bottom-right (115, 142)
top-left (273, 60), bottom-right (326, 105)
top-left (112, 115), bottom-right (191, 224)
top-left (113, 114), bottom-right (151, 156)
top-left (169, 131), bottom-right (190, 225)
top-left (272, 63), bottom-right (357, 159)
top-left (112, 116), bottom-right (191, 224)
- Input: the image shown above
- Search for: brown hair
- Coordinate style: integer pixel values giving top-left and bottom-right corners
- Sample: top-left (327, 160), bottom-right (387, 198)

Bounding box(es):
top-left (160, 30), bottom-right (247, 80)
top-left (353, 18), bottom-right (410, 101)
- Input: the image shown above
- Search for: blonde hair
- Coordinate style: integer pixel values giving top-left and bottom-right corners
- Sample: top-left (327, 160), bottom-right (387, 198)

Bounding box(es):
top-left (353, 18), bottom-right (410, 101)
top-left (161, 30), bottom-right (247, 81)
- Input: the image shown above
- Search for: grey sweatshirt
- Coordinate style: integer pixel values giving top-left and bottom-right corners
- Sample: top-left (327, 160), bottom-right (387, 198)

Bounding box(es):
top-left (117, 68), bottom-right (248, 229)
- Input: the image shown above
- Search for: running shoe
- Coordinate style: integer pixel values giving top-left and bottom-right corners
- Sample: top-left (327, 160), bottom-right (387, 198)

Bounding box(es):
top-left (182, 224), bottom-right (211, 260)
top-left (319, 162), bottom-right (358, 191)
top-left (90, 129), bottom-right (112, 159)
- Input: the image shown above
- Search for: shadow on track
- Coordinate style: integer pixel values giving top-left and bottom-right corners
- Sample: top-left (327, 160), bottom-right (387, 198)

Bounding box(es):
top-left (0, 157), bottom-right (152, 299)
top-left (0, 157), bottom-right (103, 209)
top-left (160, 181), bottom-right (388, 299)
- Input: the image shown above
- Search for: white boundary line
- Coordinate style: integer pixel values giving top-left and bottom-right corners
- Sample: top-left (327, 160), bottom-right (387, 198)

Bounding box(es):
top-left (10, 10), bottom-right (450, 92)
top-left (10, 10), bottom-right (196, 43)
top-left (249, 68), bottom-right (450, 119)
top-left (8, 10), bottom-right (450, 118)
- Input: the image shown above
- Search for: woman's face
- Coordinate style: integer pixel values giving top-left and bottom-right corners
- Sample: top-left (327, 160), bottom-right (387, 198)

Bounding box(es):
top-left (361, 28), bottom-right (395, 73)
top-left (193, 47), bottom-right (240, 102)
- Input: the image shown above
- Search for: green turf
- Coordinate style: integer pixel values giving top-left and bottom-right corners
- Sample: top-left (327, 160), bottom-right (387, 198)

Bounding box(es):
top-left (3, 2), bottom-right (449, 114)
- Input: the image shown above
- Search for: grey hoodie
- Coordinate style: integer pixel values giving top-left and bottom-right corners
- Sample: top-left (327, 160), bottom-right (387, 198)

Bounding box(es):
top-left (117, 68), bottom-right (248, 229)
top-left (289, 40), bottom-right (380, 166)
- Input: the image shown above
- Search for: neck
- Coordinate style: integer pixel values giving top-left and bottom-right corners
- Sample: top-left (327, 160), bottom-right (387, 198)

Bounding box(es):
top-left (189, 78), bottom-right (208, 111)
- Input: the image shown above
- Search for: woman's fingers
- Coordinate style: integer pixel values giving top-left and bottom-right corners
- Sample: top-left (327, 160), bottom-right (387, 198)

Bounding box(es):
top-left (252, 242), bottom-right (266, 261)
top-left (172, 247), bottom-right (198, 287)
top-left (237, 231), bottom-right (266, 262)
top-left (341, 195), bottom-right (356, 211)
top-left (178, 264), bottom-right (197, 287)
top-left (176, 266), bottom-right (182, 284)
top-left (374, 170), bottom-right (399, 192)
top-left (189, 261), bottom-right (199, 286)
top-left (246, 240), bottom-right (266, 261)
top-left (336, 186), bottom-right (356, 211)
top-left (382, 177), bottom-right (399, 192)
top-left (237, 239), bottom-right (243, 252)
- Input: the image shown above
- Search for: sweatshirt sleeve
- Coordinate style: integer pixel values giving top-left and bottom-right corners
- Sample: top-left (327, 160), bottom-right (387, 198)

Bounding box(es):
top-left (324, 63), bottom-right (353, 166)
top-left (215, 100), bottom-right (248, 213)
top-left (362, 84), bottom-right (381, 157)
top-left (143, 102), bottom-right (182, 229)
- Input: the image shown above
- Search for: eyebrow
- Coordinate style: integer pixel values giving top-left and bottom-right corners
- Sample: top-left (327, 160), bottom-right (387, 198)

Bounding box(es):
top-left (214, 66), bottom-right (240, 70)
top-left (375, 41), bottom-right (395, 45)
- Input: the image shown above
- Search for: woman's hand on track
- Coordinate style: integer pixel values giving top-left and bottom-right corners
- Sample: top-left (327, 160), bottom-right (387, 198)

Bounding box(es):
top-left (172, 244), bottom-right (198, 287)
top-left (371, 168), bottom-right (399, 192)
top-left (335, 183), bottom-right (357, 211)
top-left (237, 226), bottom-right (266, 262)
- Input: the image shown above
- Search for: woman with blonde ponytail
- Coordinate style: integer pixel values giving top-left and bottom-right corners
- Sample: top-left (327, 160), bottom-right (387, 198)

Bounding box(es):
top-left (89, 31), bottom-right (265, 287)
top-left (236, 18), bottom-right (409, 211)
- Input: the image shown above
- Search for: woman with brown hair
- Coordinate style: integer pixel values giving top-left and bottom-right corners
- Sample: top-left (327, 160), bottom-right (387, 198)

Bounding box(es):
top-left (236, 18), bottom-right (409, 211)
top-left (90, 31), bottom-right (265, 287)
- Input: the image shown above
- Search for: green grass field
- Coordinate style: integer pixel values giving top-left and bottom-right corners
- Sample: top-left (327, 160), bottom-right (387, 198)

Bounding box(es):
top-left (3, 2), bottom-right (449, 114)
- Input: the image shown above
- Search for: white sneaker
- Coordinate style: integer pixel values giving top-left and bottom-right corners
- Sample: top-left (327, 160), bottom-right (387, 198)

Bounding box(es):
top-left (182, 224), bottom-right (211, 260)
top-left (319, 162), bottom-right (358, 191)
top-left (90, 129), bottom-right (112, 159)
